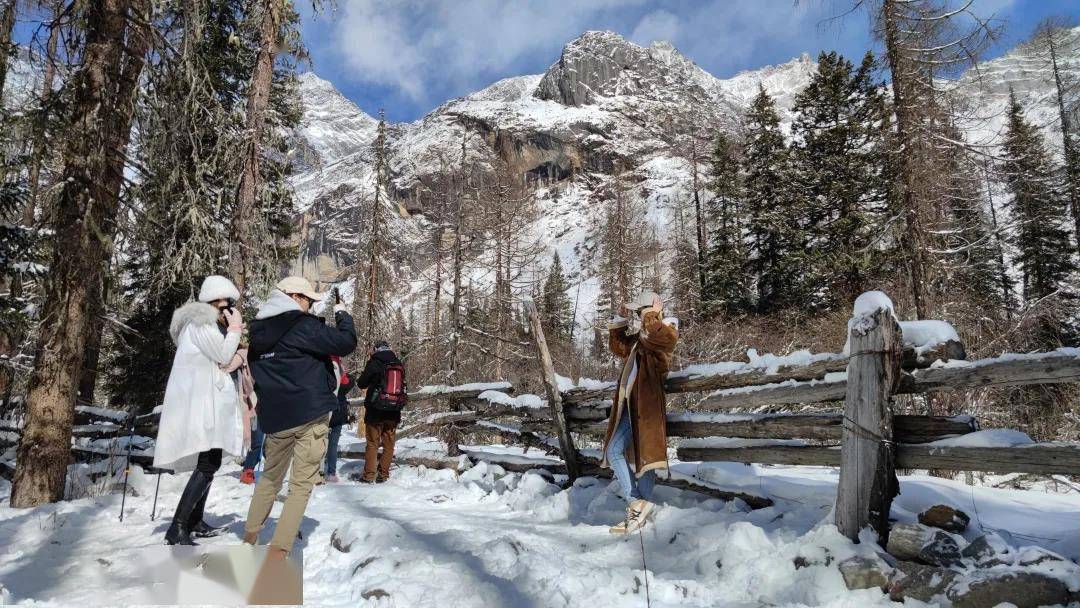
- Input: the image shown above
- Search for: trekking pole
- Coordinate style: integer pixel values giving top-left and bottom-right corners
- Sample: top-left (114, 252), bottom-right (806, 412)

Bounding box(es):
top-left (151, 470), bottom-right (162, 521)
top-left (637, 528), bottom-right (652, 608)
top-left (118, 414), bottom-right (136, 522)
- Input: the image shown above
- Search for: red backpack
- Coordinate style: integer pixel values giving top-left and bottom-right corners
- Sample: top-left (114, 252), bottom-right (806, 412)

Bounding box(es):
top-left (372, 362), bottom-right (408, 412)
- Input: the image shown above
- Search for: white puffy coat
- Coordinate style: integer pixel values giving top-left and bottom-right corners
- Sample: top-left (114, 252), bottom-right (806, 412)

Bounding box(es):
top-left (153, 302), bottom-right (243, 472)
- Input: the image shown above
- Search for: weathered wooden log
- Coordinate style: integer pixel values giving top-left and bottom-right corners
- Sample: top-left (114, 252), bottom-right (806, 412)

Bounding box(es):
top-left (678, 444), bottom-right (842, 466)
top-left (563, 342), bottom-right (966, 406)
top-left (408, 383), bottom-right (514, 404)
top-left (73, 405), bottom-right (131, 427)
top-left (695, 349), bottom-right (1080, 409)
top-left (71, 424), bottom-right (124, 439)
top-left (901, 340), bottom-right (966, 369)
top-left (697, 380), bottom-right (847, 410)
top-left (570, 413), bottom-right (975, 444)
top-left (71, 445), bottom-right (155, 468)
top-left (838, 304), bottom-right (902, 541)
top-left (896, 444), bottom-right (1080, 475)
top-left (677, 442), bottom-right (1080, 475)
top-left (898, 350), bottom-right (1080, 394)
top-left (524, 299), bottom-right (580, 481)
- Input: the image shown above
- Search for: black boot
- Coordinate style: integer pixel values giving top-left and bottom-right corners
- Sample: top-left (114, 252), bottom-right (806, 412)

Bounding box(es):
top-left (165, 471), bottom-right (212, 546)
top-left (187, 478), bottom-right (227, 538)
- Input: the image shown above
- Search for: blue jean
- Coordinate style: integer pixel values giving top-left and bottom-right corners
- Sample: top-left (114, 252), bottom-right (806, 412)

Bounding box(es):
top-left (242, 419), bottom-right (264, 470)
top-left (324, 424), bottom-right (342, 475)
top-left (606, 412), bottom-right (655, 502)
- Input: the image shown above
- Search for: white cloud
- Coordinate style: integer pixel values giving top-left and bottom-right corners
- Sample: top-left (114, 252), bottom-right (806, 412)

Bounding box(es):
top-left (629, 9), bottom-right (680, 47)
top-left (324, 0), bottom-right (648, 106)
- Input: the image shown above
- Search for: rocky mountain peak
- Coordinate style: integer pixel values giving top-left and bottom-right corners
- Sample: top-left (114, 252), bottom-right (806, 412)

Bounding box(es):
top-left (535, 30), bottom-right (712, 107)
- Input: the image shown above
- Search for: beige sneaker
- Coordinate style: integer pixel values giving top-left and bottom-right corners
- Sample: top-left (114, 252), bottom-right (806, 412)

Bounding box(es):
top-left (609, 499), bottom-right (654, 535)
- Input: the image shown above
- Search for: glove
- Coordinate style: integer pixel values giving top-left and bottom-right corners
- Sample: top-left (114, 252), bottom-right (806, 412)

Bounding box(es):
top-left (333, 303), bottom-right (347, 313)
top-left (223, 308), bottom-right (243, 332)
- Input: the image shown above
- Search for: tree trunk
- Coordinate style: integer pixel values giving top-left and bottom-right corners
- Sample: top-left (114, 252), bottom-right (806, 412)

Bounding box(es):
top-left (22, 0), bottom-right (63, 226)
top-left (881, 0), bottom-right (931, 319)
top-left (229, 0), bottom-right (280, 300)
top-left (982, 159), bottom-right (1012, 318)
top-left (0, 0), bottom-right (15, 96)
top-left (10, 0), bottom-right (151, 508)
top-left (77, 268), bottom-right (113, 404)
top-left (447, 136), bottom-right (467, 378)
top-left (691, 138), bottom-right (708, 302)
top-left (1047, 33), bottom-right (1080, 255)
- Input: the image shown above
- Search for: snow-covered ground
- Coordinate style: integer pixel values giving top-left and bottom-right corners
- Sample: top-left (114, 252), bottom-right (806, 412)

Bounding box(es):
top-left (2, 438), bottom-right (1080, 606)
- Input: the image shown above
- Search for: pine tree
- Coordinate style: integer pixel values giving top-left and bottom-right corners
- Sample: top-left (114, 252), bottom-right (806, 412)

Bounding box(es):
top-left (1001, 91), bottom-right (1077, 306)
top-left (1029, 19), bottom-right (1080, 255)
top-left (790, 51), bottom-right (889, 308)
top-left (11, 0), bottom-right (152, 508)
top-left (702, 132), bottom-right (749, 315)
top-left (107, 0), bottom-right (300, 409)
top-left (742, 86), bottom-right (802, 313)
top-left (541, 252), bottom-right (574, 340)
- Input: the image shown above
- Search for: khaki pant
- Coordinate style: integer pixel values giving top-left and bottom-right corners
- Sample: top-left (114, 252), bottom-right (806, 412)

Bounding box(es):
top-left (244, 416), bottom-right (329, 552)
top-left (363, 420), bottom-right (397, 481)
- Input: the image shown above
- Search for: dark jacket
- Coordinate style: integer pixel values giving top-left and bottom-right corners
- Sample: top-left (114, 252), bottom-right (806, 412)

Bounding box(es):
top-left (248, 291), bottom-right (357, 434)
top-left (330, 375), bottom-right (353, 427)
top-left (356, 348), bottom-right (404, 425)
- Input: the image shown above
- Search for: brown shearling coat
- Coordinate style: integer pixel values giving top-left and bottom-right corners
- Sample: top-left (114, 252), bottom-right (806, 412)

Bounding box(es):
top-left (601, 309), bottom-right (678, 477)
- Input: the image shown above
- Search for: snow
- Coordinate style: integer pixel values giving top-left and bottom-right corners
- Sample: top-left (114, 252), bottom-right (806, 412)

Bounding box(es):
top-left (5, 442), bottom-right (1080, 606)
top-left (669, 349), bottom-right (844, 380)
top-left (925, 429), bottom-right (1035, 448)
top-left (73, 405), bottom-right (130, 422)
top-left (476, 390), bottom-right (546, 409)
top-left (851, 290), bottom-right (895, 318)
top-left (556, 374), bottom-right (617, 393)
top-left (899, 320), bottom-right (961, 350)
top-left (414, 381), bottom-right (513, 395)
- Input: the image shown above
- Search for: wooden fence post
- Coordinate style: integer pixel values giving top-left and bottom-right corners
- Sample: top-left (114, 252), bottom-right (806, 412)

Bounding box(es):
top-left (524, 299), bottom-right (581, 481)
top-left (836, 305), bottom-right (902, 542)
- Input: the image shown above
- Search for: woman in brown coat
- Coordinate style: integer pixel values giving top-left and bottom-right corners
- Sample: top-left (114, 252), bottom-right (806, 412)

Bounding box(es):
top-left (603, 291), bottom-right (678, 534)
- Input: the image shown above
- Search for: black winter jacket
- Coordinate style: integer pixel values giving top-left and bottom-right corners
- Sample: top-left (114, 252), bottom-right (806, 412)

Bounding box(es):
top-left (330, 376), bottom-right (353, 427)
top-left (248, 292), bottom-right (357, 434)
top-left (356, 349), bottom-right (404, 425)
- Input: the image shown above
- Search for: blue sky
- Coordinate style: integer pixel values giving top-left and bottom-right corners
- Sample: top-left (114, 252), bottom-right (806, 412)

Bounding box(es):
top-left (300, 0), bottom-right (1080, 123)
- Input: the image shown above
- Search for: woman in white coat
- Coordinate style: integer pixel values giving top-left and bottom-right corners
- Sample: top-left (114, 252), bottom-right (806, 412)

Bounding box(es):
top-left (155, 275), bottom-right (245, 545)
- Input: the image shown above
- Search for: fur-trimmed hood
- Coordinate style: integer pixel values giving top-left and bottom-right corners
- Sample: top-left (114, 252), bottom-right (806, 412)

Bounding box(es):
top-left (170, 301), bottom-right (221, 344)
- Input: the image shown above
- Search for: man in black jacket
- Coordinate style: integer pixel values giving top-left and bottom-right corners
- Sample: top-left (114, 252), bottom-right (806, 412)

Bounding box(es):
top-left (354, 340), bottom-right (404, 483)
top-left (243, 276), bottom-right (357, 558)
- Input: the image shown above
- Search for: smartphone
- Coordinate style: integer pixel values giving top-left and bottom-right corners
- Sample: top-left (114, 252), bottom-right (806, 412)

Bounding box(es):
top-left (333, 288), bottom-right (341, 305)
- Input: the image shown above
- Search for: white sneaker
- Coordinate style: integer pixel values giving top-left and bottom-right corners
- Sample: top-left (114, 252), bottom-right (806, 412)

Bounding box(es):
top-left (609, 499), bottom-right (654, 535)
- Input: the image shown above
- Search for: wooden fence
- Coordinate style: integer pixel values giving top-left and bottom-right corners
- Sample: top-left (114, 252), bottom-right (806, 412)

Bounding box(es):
top-left (1, 293), bottom-right (1078, 541)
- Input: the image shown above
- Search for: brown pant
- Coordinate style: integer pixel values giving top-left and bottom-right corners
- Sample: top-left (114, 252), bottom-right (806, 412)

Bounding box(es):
top-left (363, 420), bottom-right (397, 481)
top-left (244, 416), bottom-right (329, 552)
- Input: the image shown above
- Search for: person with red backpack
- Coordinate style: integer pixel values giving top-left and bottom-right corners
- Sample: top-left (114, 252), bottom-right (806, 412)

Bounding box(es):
top-left (353, 340), bottom-right (407, 483)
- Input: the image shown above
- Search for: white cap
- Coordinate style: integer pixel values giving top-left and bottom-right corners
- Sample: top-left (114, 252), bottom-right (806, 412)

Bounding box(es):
top-left (276, 276), bottom-right (323, 302)
top-left (197, 275), bottom-right (240, 303)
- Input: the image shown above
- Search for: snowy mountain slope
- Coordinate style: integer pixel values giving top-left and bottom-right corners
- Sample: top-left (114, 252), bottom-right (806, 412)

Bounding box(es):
top-left (289, 28), bottom-right (1077, 324)
top-left (953, 26), bottom-right (1080, 155)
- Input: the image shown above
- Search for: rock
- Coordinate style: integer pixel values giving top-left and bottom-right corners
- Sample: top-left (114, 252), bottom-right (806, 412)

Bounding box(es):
top-left (1016, 546), bottom-right (1068, 567)
top-left (838, 555), bottom-right (894, 591)
top-left (918, 504), bottom-right (970, 533)
top-left (947, 572), bottom-right (1069, 608)
top-left (888, 561), bottom-right (957, 603)
top-left (960, 532), bottom-right (1014, 567)
top-left (887, 523), bottom-right (964, 567)
top-left (330, 528), bottom-right (353, 553)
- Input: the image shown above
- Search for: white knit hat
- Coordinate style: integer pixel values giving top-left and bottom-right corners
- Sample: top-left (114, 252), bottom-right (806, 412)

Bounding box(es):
top-left (197, 275), bottom-right (240, 303)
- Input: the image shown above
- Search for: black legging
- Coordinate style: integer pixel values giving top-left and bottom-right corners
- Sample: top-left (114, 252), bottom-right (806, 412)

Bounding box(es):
top-left (195, 448), bottom-right (223, 474)
top-left (187, 449), bottom-right (223, 525)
